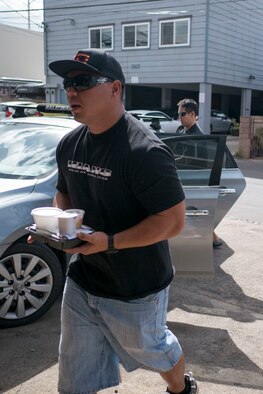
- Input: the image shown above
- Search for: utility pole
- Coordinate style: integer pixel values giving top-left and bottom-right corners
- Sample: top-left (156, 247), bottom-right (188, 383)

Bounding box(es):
top-left (28, 0), bottom-right (37, 30)
top-left (28, 0), bottom-right (30, 29)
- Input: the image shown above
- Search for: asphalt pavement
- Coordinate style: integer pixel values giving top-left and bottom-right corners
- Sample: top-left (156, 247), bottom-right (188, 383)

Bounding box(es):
top-left (3, 137), bottom-right (263, 394)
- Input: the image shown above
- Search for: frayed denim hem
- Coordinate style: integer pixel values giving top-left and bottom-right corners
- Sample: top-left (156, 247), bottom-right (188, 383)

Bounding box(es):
top-left (58, 380), bottom-right (120, 394)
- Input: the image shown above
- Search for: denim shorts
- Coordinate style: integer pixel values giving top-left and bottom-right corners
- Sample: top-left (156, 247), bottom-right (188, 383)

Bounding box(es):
top-left (58, 277), bottom-right (183, 394)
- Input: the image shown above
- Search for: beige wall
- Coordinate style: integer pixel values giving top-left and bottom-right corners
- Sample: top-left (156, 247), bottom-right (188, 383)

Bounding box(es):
top-left (0, 23), bottom-right (45, 81)
top-left (239, 116), bottom-right (263, 158)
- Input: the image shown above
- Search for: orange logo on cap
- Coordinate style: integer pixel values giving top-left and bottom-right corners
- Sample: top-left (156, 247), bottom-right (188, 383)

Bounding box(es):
top-left (74, 53), bottom-right (90, 64)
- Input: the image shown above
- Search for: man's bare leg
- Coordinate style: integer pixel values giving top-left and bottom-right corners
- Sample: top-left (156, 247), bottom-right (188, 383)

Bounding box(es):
top-left (159, 354), bottom-right (186, 393)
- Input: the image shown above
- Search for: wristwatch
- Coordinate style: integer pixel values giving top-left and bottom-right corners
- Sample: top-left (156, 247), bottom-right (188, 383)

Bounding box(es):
top-left (106, 234), bottom-right (118, 254)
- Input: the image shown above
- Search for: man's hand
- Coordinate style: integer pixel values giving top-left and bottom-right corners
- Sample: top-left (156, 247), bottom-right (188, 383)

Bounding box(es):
top-left (64, 231), bottom-right (108, 255)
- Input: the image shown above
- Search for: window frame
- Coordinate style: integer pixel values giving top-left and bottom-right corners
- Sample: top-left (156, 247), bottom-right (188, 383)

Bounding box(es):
top-left (88, 25), bottom-right (114, 50)
top-left (122, 22), bottom-right (150, 50)
top-left (159, 18), bottom-right (190, 48)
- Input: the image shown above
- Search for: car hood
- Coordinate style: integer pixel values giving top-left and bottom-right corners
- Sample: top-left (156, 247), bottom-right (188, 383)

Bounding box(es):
top-left (0, 177), bottom-right (37, 203)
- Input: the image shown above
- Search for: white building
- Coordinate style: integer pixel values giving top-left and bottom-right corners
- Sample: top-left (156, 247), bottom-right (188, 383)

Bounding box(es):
top-left (0, 23), bottom-right (45, 100)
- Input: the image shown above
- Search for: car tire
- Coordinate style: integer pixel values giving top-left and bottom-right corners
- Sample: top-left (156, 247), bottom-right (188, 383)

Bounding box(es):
top-left (0, 242), bottom-right (64, 328)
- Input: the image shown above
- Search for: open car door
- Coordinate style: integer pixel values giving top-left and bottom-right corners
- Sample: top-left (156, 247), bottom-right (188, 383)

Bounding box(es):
top-left (215, 145), bottom-right (246, 227)
top-left (161, 135), bottom-right (226, 277)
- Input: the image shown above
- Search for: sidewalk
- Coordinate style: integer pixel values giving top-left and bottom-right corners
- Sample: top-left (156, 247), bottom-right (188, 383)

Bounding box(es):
top-left (4, 215), bottom-right (263, 394)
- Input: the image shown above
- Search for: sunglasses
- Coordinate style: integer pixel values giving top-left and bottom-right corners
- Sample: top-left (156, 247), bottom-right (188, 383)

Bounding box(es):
top-left (63, 75), bottom-right (114, 91)
top-left (178, 111), bottom-right (188, 117)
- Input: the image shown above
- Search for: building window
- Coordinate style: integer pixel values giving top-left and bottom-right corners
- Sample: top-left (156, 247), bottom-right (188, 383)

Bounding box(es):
top-left (122, 22), bottom-right (150, 49)
top-left (89, 26), bottom-right (113, 50)
top-left (159, 18), bottom-right (190, 47)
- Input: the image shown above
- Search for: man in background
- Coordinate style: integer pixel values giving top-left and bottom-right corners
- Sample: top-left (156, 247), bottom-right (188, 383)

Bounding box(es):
top-left (177, 98), bottom-right (223, 248)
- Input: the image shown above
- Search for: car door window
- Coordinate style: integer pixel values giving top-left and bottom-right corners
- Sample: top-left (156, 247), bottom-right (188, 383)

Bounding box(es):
top-left (162, 135), bottom-right (226, 186)
top-left (223, 145), bottom-right (238, 168)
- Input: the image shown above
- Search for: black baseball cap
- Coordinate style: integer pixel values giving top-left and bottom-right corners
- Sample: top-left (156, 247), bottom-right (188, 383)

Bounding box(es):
top-left (49, 49), bottom-right (125, 85)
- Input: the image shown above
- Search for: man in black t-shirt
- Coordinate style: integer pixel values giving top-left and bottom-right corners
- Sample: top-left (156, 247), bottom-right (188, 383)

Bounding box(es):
top-left (48, 50), bottom-right (199, 394)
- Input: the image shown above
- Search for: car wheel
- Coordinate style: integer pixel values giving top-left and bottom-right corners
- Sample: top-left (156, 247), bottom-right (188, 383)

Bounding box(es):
top-left (0, 242), bottom-right (64, 328)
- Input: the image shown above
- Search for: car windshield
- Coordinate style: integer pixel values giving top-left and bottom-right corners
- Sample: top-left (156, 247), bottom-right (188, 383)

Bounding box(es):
top-left (0, 122), bottom-right (68, 179)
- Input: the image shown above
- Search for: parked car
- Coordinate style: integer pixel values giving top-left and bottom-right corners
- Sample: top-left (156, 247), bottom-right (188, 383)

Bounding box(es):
top-left (0, 104), bottom-right (12, 120)
top-left (210, 110), bottom-right (232, 134)
top-left (0, 112), bottom-right (245, 328)
top-left (128, 109), bottom-right (182, 133)
top-left (128, 109), bottom-right (232, 135)
top-left (0, 101), bottom-right (38, 119)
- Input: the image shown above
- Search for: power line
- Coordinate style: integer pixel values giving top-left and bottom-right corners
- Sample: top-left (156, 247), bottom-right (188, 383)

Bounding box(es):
top-left (1, 0), bottom-right (262, 14)
top-left (0, 0), bottom-right (30, 22)
top-left (0, 0), bottom-right (43, 29)
top-left (0, 0), bottom-right (262, 27)
top-left (0, 0), bottom-right (247, 14)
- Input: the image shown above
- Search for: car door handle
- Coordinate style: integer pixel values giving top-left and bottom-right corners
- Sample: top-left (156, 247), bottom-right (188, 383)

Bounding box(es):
top-left (186, 209), bottom-right (209, 216)
top-left (219, 188), bottom-right (236, 195)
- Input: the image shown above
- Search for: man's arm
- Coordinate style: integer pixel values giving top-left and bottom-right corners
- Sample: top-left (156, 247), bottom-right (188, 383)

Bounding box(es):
top-left (115, 200), bottom-right (185, 249)
top-left (53, 190), bottom-right (72, 210)
top-left (65, 200), bottom-right (185, 255)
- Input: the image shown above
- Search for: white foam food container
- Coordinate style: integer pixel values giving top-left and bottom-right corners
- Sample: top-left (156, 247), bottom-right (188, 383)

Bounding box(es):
top-left (31, 207), bottom-right (63, 233)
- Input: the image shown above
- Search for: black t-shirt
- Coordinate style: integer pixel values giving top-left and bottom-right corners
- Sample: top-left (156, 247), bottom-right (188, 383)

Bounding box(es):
top-left (56, 112), bottom-right (185, 300)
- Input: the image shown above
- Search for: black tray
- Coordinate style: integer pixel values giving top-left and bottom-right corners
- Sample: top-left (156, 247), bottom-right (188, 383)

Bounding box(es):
top-left (26, 225), bottom-right (93, 251)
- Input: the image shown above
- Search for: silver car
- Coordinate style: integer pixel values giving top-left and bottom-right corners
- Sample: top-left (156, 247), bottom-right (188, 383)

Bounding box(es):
top-left (0, 101), bottom-right (40, 118)
top-left (210, 110), bottom-right (232, 134)
top-left (128, 109), bottom-right (182, 133)
top-left (0, 115), bottom-right (245, 328)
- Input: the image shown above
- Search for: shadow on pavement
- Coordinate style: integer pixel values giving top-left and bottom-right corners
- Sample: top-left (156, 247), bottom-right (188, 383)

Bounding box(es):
top-left (1, 239), bottom-right (263, 393)
top-left (0, 296), bottom-right (61, 393)
top-left (169, 241), bottom-right (263, 321)
top-left (167, 320), bottom-right (263, 390)
top-left (167, 240), bottom-right (263, 391)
